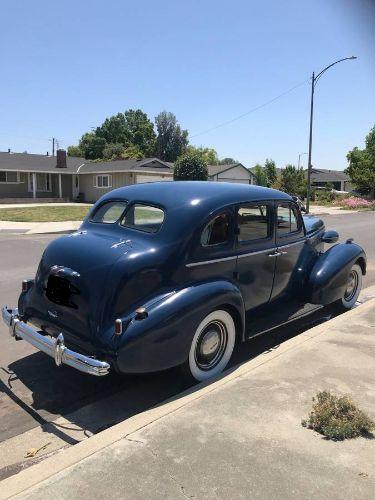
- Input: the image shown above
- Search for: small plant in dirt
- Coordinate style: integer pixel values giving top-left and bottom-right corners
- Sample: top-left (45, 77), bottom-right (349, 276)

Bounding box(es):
top-left (302, 391), bottom-right (374, 441)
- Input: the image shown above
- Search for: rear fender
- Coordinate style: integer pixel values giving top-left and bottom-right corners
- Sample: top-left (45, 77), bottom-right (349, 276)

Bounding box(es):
top-left (308, 242), bottom-right (366, 305)
top-left (111, 280), bottom-right (245, 374)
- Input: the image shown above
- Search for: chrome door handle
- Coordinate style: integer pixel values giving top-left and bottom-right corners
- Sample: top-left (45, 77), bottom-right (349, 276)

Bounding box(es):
top-left (268, 251), bottom-right (281, 257)
top-left (280, 251), bottom-right (288, 255)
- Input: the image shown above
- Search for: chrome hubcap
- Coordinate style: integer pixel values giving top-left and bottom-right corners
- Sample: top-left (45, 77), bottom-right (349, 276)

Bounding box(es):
top-left (344, 270), bottom-right (358, 301)
top-left (195, 320), bottom-right (228, 371)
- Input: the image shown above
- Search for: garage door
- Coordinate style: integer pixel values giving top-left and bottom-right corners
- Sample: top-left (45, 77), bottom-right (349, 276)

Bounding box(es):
top-left (136, 175), bottom-right (170, 184)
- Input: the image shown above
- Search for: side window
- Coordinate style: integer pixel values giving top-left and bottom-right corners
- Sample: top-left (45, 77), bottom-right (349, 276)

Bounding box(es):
top-left (121, 204), bottom-right (165, 233)
top-left (237, 205), bottom-right (269, 242)
top-left (201, 213), bottom-right (230, 247)
top-left (277, 203), bottom-right (299, 235)
top-left (91, 201), bottom-right (128, 223)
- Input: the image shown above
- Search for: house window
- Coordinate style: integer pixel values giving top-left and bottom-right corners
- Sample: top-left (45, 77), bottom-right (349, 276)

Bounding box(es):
top-left (28, 173), bottom-right (52, 192)
top-left (0, 171), bottom-right (20, 183)
top-left (94, 175), bottom-right (112, 188)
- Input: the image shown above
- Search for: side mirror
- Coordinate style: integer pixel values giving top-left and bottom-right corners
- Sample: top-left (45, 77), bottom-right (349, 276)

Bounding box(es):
top-left (321, 230), bottom-right (339, 244)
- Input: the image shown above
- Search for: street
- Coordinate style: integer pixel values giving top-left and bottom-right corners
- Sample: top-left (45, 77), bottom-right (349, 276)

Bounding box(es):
top-left (0, 211), bottom-right (374, 479)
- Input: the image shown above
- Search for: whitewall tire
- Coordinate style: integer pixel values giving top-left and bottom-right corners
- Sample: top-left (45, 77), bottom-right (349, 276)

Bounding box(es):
top-left (184, 310), bottom-right (236, 382)
top-left (339, 263), bottom-right (362, 310)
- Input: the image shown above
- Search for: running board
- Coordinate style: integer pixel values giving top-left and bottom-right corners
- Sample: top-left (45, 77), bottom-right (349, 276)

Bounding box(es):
top-left (245, 302), bottom-right (323, 339)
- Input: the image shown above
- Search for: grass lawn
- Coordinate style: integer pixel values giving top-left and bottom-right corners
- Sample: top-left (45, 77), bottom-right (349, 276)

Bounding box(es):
top-left (0, 205), bottom-right (164, 223)
top-left (0, 206), bottom-right (91, 222)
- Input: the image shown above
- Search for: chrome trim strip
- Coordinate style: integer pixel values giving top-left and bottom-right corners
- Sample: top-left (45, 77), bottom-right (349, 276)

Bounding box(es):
top-left (186, 239), bottom-right (308, 267)
top-left (2, 306), bottom-right (110, 377)
top-left (277, 239), bottom-right (306, 249)
top-left (186, 255), bottom-right (238, 267)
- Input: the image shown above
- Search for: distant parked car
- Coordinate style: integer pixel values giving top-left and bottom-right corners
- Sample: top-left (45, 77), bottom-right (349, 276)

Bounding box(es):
top-left (3, 182), bottom-right (366, 382)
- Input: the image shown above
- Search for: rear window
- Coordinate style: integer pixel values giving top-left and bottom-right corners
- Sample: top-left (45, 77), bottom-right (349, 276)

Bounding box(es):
top-left (121, 204), bottom-right (165, 233)
top-left (91, 201), bottom-right (128, 223)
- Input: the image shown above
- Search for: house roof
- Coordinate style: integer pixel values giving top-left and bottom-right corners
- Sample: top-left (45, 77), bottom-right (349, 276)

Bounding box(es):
top-left (208, 163), bottom-right (254, 178)
top-left (79, 158), bottom-right (172, 174)
top-left (0, 153), bottom-right (173, 175)
top-left (0, 152), bottom-right (85, 173)
top-left (309, 168), bottom-right (349, 182)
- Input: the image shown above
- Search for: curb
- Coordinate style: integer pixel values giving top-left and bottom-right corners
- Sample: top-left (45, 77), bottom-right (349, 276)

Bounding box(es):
top-left (1, 298), bottom-right (374, 499)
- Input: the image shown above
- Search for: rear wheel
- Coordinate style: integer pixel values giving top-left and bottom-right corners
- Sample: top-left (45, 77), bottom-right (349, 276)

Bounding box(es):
top-left (182, 310), bottom-right (236, 383)
top-left (337, 263), bottom-right (362, 311)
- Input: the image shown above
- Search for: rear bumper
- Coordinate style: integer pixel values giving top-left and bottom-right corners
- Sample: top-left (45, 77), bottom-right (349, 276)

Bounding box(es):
top-left (2, 306), bottom-right (110, 377)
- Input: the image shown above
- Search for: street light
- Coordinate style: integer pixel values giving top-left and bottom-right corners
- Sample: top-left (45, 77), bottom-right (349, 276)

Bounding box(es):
top-left (305, 56), bottom-right (357, 213)
top-left (298, 152), bottom-right (307, 169)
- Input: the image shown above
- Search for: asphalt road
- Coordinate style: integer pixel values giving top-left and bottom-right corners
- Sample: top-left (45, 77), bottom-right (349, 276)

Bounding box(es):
top-left (0, 211), bottom-right (374, 458)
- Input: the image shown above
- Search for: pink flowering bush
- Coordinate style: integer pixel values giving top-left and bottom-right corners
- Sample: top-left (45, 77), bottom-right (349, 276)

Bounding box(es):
top-left (334, 196), bottom-right (375, 210)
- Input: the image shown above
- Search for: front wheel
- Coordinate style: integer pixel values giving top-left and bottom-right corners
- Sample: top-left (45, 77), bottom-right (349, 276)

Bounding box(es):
top-left (337, 263), bottom-right (362, 311)
top-left (182, 310), bottom-right (236, 383)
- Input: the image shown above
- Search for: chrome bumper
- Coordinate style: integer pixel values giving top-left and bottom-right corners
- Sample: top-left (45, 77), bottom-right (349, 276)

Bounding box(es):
top-left (2, 306), bottom-right (110, 376)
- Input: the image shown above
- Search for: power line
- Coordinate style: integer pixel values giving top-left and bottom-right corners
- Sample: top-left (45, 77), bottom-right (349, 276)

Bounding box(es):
top-left (190, 78), bottom-right (310, 138)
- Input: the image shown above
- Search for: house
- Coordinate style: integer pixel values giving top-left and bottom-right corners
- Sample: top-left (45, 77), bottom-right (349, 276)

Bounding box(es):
top-left (0, 151), bottom-right (256, 203)
top-left (309, 168), bottom-right (353, 192)
top-left (208, 163), bottom-right (256, 184)
top-left (0, 150), bottom-right (173, 202)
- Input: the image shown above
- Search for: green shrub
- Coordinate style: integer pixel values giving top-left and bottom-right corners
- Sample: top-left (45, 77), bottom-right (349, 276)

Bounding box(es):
top-left (302, 391), bottom-right (374, 441)
top-left (174, 152), bottom-right (208, 181)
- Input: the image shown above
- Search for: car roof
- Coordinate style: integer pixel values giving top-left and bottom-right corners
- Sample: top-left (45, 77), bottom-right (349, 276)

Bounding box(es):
top-left (100, 181), bottom-right (292, 212)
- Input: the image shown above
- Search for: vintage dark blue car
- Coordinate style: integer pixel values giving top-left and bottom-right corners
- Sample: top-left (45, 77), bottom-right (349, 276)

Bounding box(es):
top-left (2, 182), bottom-right (366, 382)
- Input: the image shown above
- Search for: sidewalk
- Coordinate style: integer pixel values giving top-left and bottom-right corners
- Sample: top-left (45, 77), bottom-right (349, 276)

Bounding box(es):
top-left (0, 220), bottom-right (81, 235)
top-left (2, 299), bottom-right (374, 499)
top-left (309, 204), bottom-right (358, 215)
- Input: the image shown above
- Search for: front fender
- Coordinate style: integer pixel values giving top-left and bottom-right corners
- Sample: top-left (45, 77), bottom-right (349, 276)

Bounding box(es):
top-left (308, 242), bottom-right (366, 305)
top-left (112, 280), bottom-right (245, 374)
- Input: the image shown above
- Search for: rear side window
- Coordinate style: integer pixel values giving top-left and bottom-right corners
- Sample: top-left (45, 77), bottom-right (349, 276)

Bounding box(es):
top-left (201, 213), bottom-right (230, 246)
top-left (121, 204), bottom-right (164, 233)
top-left (91, 201), bottom-right (127, 223)
top-left (277, 203), bottom-right (299, 235)
top-left (238, 205), bottom-right (269, 242)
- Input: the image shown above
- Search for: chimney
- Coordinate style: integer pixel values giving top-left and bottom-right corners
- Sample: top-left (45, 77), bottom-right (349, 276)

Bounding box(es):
top-left (56, 149), bottom-right (67, 168)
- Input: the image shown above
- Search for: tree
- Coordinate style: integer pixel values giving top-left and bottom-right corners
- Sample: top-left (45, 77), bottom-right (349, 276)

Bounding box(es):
top-left (103, 143), bottom-right (126, 160)
top-left (252, 164), bottom-right (267, 186)
top-left (122, 109), bottom-right (156, 156)
top-left (346, 125), bottom-right (375, 197)
top-left (95, 113), bottom-right (127, 144)
top-left (186, 146), bottom-right (219, 165)
top-left (264, 158), bottom-right (277, 187)
top-left (67, 145), bottom-right (83, 157)
top-left (155, 111), bottom-right (188, 162)
top-left (280, 164), bottom-right (306, 196)
top-left (121, 145), bottom-right (143, 159)
top-left (174, 152), bottom-right (208, 181)
top-left (220, 157), bottom-right (237, 165)
top-left (78, 133), bottom-right (107, 160)
top-left (96, 109), bottom-right (155, 156)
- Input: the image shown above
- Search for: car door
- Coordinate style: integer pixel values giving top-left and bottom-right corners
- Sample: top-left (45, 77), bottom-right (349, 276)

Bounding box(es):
top-left (234, 202), bottom-right (276, 310)
top-left (270, 201), bottom-right (306, 301)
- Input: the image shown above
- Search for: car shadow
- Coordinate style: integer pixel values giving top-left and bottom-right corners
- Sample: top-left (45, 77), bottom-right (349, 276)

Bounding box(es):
top-left (3, 306), bottom-right (338, 447)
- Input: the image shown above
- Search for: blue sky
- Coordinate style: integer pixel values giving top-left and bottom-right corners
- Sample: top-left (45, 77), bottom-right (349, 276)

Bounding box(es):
top-left (1, 0), bottom-right (374, 170)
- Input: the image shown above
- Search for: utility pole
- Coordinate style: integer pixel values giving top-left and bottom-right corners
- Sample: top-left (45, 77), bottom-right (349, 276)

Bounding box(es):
top-left (305, 56), bottom-right (357, 213)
